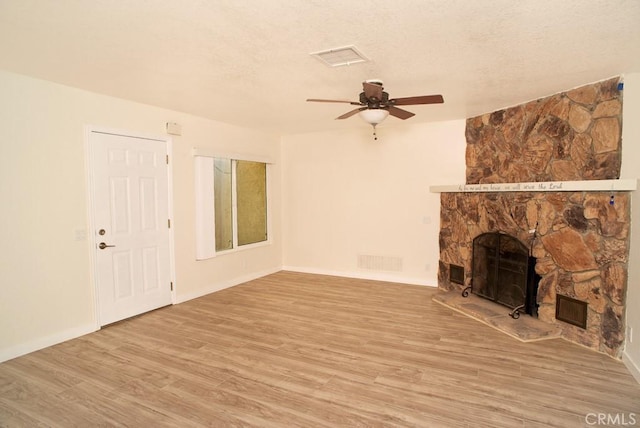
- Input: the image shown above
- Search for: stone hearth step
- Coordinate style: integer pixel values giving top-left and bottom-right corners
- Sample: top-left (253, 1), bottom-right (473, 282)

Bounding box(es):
top-left (433, 291), bottom-right (562, 342)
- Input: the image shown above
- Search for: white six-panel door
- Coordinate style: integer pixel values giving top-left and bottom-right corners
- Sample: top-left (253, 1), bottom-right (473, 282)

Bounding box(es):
top-left (88, 129), bottom-right (172, 326)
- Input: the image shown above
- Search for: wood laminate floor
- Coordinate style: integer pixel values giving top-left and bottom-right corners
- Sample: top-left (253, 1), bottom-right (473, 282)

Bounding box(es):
top-left (1, 271), bottom-right (639, 427)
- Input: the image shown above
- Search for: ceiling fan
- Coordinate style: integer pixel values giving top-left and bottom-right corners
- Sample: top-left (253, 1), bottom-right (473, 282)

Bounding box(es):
top-left (307, 79), bottom-right (444, 139)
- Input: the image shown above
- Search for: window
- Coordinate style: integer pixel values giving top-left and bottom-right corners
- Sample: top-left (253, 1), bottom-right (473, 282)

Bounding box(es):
top-left (195, 155), bottom-right (269, 259)
top-left (213, 158), bottom-right (233, 251)
top-left (214, 158), bottom-right (267, 251)
top-left (235, 160), bottom-right (267, 246)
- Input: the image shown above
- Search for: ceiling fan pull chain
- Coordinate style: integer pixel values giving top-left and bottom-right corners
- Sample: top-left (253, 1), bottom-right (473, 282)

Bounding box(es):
top-left (372, 124), bottom-right (378, 140)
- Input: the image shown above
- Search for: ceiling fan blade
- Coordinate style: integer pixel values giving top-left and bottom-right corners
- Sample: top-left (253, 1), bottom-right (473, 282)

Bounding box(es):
top-left (362, 81), bottom-right (383, 101)
top-left (387, 106), bottom-right (415, 120)
top-left (336, 107), bottom-right (366, 120)
top-left (307, 98), bottom-right (361, 105)
top-left (390, 95), bottom-right (444, 106)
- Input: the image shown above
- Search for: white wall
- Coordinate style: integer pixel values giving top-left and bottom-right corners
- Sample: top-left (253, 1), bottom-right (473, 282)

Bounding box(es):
top-left (0, 70), bottom-right (282, 362)
top-left (621, 72), bottom-right (640, 380)
top-left (281, 120), bottom-right (466, 285)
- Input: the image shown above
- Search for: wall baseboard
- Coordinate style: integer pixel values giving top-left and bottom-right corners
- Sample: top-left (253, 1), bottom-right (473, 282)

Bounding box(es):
top-left (622, 351), bottom-right (640, 384)
top-left (174, 267), bottom-right (282, 304)
top-left (281, 265), bottom-right (437, 287)
top-left (0, 323), bottom-right (98, 364)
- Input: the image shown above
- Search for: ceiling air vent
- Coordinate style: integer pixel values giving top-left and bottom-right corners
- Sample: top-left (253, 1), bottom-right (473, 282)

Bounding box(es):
top-left (310, 45), bottom-right (369, 67)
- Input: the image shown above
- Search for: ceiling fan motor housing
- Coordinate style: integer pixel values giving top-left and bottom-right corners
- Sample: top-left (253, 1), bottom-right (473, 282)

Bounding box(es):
top-left (360, 91), bottom-right (389, 107)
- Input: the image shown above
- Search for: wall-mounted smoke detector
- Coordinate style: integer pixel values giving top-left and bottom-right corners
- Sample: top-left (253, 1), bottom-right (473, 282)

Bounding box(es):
top-left (310, 45), bottom-right (369, 67)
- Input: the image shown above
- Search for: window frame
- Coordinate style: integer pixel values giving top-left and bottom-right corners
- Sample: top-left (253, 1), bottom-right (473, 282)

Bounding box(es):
top-left (234, 159), bottom-right (268, 248)
top-left (194, 152), bottom-right (272, 260)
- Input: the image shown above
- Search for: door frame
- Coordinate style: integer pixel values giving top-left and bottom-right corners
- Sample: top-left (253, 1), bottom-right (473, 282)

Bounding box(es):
top-left (85, 125), bottom-right (176, 328)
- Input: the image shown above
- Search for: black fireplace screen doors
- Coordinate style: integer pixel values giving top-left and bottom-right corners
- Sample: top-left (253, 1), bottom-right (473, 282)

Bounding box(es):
top-left (470, 232), bottom-right (539, 318)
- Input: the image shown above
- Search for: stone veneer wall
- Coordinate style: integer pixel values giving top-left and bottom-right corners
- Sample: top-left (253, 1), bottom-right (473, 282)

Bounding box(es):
top-left (438, 77), bottom-right (629, 357)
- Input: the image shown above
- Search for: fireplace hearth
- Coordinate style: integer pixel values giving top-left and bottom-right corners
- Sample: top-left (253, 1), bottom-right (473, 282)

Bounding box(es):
top-left (463, 232), bottom-right (540, 319)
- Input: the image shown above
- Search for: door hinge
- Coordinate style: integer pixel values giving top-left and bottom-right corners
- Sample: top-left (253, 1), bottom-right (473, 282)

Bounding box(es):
top-left (166, 154), bottom-right (169, 165)
top-left (170, 282), bottom-right (173, 291)
top-left (168, 219), bottom-right (171, 228)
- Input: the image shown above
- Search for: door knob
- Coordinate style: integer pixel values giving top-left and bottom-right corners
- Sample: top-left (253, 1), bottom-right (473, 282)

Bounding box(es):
top-left (98, 242), bottom-right (116, 250)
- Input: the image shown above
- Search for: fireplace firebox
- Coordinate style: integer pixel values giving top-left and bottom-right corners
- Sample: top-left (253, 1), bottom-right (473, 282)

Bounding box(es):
top-left (463, 232), bottom-right (540, 318)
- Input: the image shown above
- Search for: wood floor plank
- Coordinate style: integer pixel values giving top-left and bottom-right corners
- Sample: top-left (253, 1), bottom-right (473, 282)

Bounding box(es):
top-left (1, 271), bottom-right (639, 427)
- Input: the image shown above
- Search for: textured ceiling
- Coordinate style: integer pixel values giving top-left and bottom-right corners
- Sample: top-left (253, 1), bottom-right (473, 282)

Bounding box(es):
top-left (0, 0), bottom-right (639, 135)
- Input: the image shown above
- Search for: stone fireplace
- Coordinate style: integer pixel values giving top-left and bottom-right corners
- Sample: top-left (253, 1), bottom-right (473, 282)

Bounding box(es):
top-left (437, 77), bottom-right (629, 358)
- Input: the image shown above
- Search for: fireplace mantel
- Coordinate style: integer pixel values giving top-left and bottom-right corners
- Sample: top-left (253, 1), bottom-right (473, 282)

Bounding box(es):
top-left (430, 178), bottom-right (637, 193)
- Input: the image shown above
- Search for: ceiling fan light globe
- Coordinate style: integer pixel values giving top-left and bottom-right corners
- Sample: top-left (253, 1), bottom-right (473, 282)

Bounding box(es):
top-left (359, 109), bottom-right (389, 125)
